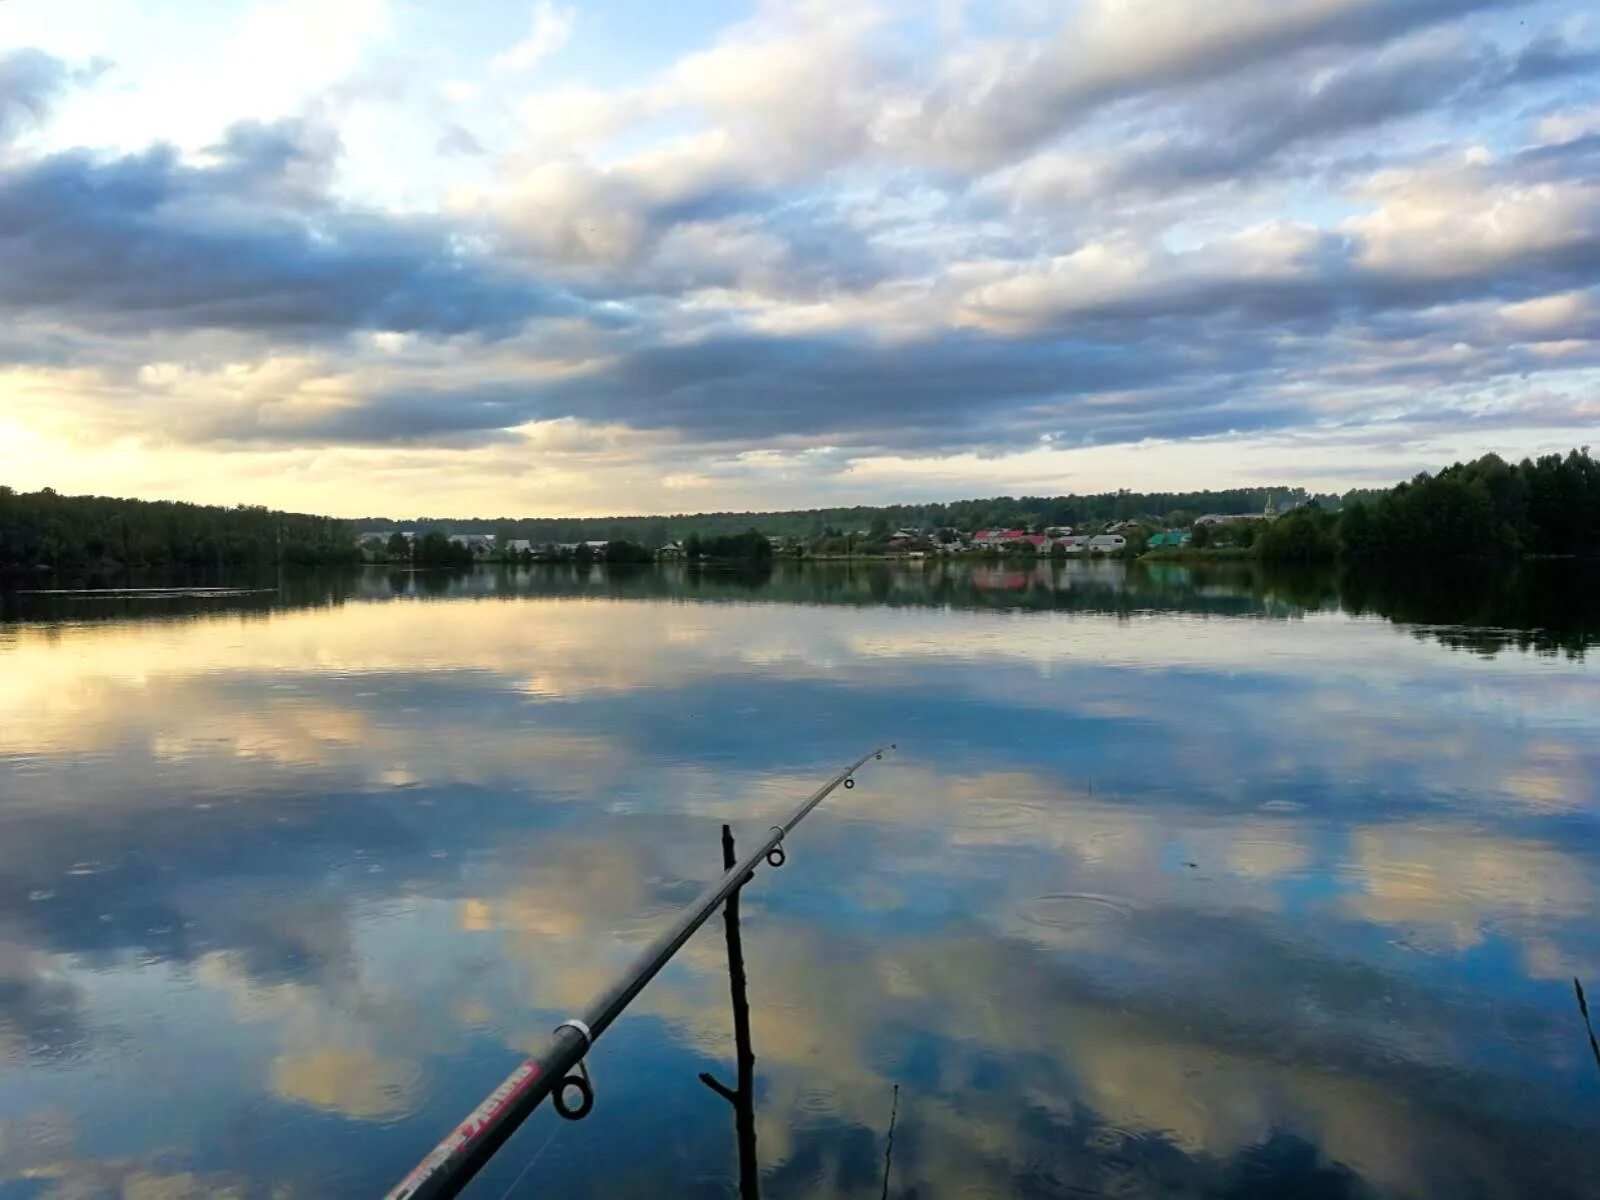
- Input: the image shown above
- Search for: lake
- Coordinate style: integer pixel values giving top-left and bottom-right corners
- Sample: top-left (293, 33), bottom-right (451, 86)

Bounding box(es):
top-left (2, 560), bottom-right (1598, 1199)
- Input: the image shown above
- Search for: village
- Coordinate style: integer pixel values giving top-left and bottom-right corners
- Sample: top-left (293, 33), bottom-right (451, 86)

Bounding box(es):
top-left (352, 509), bottom-right (1285, 563)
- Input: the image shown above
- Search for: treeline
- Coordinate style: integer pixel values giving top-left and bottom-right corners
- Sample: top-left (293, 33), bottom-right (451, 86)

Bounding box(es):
top-left (684, 529), bottom-right (773, 562)
top-left (1254, 450), bottom-right (1600, 562)
top-left (348, 486), bottom-right (1321, 547)
top-left (0, 486), bottom-right (359, 571)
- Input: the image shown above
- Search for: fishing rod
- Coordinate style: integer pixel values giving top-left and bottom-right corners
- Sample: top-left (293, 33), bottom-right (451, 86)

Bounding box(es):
top-left (384, 743), bottom-right (896, 1200)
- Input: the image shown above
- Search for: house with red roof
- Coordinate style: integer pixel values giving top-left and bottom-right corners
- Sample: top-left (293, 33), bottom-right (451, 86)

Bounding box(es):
top-left (972, 528), bottom-right (1028, 549)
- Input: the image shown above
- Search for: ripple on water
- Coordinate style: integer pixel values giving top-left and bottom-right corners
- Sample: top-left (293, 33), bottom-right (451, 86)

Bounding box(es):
top-left (1224, 837), bottom-right (1313, 878)
top-left (795, 1084), bottom-right (841, 1120)
top-left (962, 796), bottom-right (1051, 831)
top-left (1017, 892), bottom-right (1135, 931)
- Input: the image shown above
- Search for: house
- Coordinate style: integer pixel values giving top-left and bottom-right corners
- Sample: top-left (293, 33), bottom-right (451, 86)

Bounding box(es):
top-left (502, 539), bottom-right (534, 554)
top-left (360, 529), bottom-right (415, 545)
top-left (1056, 536), bottom-right (1086, 554)
top-left (1195, 513), bottom-right (1270, 527)
top-left (1044, 526), bottom-right (1073, 537)
top-left (448, 533), bottom-right (494, 554)
top-left (1147, 531), bottom-right (1191, 548)
top-left (1020, 534), bottom-right (1054, 553)
top-left (972, 528), bottom-right (1027, 548)
top-left (1087, 534), bottom-right (1127, 552)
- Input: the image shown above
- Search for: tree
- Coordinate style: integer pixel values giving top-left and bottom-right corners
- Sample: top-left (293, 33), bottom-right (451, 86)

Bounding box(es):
top-left (1255, 508), bottom-right (1337, 562)
top-left (387, 531), bottom-right (411, 561)
top-left (642, 520), bottom-right (672, 551)
top-left (1190, 522), bottom-right (1212, 549)
top-left (604, 539), bottom-right (653, 563)
top-left (414, 531), bottom-right (470, 567)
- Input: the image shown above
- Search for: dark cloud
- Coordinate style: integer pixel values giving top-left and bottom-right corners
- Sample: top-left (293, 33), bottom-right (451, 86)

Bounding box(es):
top-left (0, 49), bottom-right (71, 144)
top-left (174, 188), bottom-right (1600, 453)
top-left (1505, 28), bottom-right (1600, 82)
top-left (274, 330), bottom-right (1292, 454)
top-left (914, 0), bottom-right (1523, 168)
top-left (0, 120), bottom-right (578, 342)
top-left (1100, 34), bottom-right (1588, 197)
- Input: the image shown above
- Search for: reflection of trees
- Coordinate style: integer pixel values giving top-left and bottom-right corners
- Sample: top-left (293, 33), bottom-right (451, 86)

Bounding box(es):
top-left (1333, 561), bottom-right (1600, 660)
top-left (6, 559), bottom-right (1592, 661)
top-left (474, 561), bottom-right (1310, 622)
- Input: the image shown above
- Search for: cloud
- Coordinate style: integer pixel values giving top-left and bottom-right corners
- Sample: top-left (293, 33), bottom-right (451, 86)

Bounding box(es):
top-left (3, 0), bottom-right (1600, 501)
top-left (493, 1), bottom-right (577, 72)
top-left (0, 120), bottom-right (575, 341)
top-left (876, 0), bottom-right (1522, 170)
top-left (270, 1044), bottom-right (422, 1118)
top-left (0, 50), bottom-right (70, 145)
top-left (1000, 28), bottom-right (1598, 204)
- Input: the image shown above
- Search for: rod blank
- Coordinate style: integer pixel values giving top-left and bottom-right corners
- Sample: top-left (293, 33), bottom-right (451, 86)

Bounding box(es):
top-left (384, 744), bottom-right (894, 1200)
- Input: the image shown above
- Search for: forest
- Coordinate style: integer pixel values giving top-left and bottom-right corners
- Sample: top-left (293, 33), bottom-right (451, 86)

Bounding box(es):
top-left (5, 448), bottom-right (1595, 575)
top-left (1252, 449), bottom-right (1600, 562)
top-left (0, 486), bottom-right (360, 571)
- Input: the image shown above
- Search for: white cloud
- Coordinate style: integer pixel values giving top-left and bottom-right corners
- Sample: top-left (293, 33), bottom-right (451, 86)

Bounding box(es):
top-left (1499, 290), bottom-right (1600, 339)
top-left (1534, 102), bottom-right (1600, 146)
top-left (1345, 160), bottom-right (1600, 276)
top-left (493, 1), bottom-right (576, 72)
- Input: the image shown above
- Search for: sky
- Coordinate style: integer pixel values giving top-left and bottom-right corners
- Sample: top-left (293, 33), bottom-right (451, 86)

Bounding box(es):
top-left (1, 0), bottom-right (1598, 517)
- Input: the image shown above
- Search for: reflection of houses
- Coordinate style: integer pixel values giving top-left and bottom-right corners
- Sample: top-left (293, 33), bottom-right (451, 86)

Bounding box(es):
top-left (972, 568), bottom-right (1030, 590)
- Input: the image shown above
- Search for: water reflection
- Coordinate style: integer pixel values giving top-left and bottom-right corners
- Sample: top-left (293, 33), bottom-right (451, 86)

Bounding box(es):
top-left (0, 562), bottom-right (1597, 1199)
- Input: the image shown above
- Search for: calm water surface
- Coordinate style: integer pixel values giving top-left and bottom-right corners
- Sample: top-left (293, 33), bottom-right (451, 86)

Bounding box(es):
top-left (1, 562), bottom-right (1598, 1198)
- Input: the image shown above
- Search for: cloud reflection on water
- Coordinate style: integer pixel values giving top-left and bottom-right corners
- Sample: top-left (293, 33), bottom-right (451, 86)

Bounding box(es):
top-left (0, 564), bottom-right (1596, 1198)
